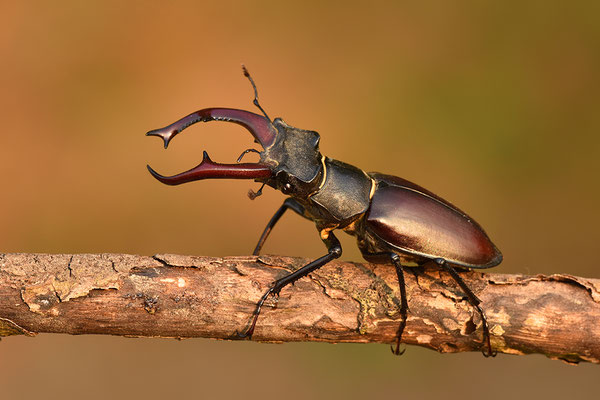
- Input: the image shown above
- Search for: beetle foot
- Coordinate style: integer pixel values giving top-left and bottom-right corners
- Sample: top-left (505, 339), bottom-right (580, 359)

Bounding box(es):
top-left (390, 343), bottom-right (406, 356)
top-left (481, 332), bottom-right (497, 357)
top-left (270, 291), bottom-right (280, 310)
top-left (482, 348), bottom-right (498, 358)
top-left (231, 329), bottom-right (252, 340)
top-left (479, 308), bottom-right (496, 357)
top-left (232, 286), bottom-right (278, 340)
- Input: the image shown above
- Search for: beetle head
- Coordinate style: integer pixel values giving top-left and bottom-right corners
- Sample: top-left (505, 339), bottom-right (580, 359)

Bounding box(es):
top-left (146, 67), bottom-right (324, 198)
top-left (259, 118), bottom-right (323, 198)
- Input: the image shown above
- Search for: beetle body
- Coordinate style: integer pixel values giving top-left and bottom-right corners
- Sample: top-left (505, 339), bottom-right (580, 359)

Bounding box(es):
top-left (146, 68), bottom-right (502, 356)
top-left (254, 118), bottom-right (501, 268)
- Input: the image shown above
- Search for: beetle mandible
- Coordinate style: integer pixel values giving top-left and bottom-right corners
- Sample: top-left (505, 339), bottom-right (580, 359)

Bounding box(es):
top-left (146, 66), bottom-right (502, 356)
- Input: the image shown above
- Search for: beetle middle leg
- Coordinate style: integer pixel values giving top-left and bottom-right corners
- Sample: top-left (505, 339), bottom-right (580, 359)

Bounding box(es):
top-left (358, 250), bottom-right (410, 355)
top-left (432, 258), bottom-right (496, 357)
top-left (390, 253), bottom-right (409, 355)
top-left (237, 231), bottom-right (342, 339)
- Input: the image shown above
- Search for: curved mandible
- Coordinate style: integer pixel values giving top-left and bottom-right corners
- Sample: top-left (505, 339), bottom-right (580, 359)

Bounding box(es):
top-left (146, 108), bottom-right (276, 149)
top-left (146, 151), bottom-right (272, 186)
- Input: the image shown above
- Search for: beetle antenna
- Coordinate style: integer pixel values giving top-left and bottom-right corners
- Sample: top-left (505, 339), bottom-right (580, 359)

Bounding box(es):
top-left (237, 148), bottom-right (261, 163)
top-left (242, 65), bottom-right (272, 123)
top-left (248, 182), bottom-right (266, 200)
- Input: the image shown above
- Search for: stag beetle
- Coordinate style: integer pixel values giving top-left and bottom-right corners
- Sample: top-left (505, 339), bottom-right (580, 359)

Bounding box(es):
top-left (146, 67), bottom-right (502, 356)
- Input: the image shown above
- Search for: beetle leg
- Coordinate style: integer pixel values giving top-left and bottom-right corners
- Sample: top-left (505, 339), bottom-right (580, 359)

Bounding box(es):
top-left (236, 231), bottom-right (342, 339)
top-left (359, 250), bottom-right (411, 354)
top-left (252, 198), bottom-right (305, 256)
top-left (433, 258), bottom-right (497, 357)
top-left (390, 253), bottom-right (408, 356)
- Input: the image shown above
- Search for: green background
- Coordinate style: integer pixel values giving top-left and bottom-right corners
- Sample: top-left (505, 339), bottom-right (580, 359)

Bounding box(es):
top-left (1, 1), bottom-right (599, 399)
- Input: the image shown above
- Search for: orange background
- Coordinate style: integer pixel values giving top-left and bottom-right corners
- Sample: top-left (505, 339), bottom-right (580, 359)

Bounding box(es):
top-left (1, 1), bottom-right (599, 399)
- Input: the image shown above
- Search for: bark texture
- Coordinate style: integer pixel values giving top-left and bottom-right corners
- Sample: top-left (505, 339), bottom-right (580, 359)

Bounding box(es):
top-left (0, 253), bottom-right (599, 364)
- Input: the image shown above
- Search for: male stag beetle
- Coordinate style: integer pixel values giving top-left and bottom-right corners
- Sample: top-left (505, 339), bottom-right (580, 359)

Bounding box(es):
top-left (146, 67), bottom-right (502, 356)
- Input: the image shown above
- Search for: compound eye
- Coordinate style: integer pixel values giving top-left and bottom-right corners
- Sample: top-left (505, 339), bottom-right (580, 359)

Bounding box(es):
top-left (282, 183), bottom-right (293, 194)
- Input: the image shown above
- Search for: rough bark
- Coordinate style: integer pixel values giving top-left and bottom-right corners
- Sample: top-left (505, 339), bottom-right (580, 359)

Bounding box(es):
top-left (0, 253), bottom-right (598, 364)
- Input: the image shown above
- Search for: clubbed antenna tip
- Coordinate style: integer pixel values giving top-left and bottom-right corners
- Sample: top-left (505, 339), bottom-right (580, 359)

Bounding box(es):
top-left (241, 64), bottom-right (271, 122)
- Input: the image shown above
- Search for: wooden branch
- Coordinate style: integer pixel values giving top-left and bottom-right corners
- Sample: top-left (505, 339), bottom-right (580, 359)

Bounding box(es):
top-left (1, 253), bottom-right (598, 364)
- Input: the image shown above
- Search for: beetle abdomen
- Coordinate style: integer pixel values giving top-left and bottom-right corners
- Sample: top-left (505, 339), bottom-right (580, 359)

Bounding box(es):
top-left (365, 177), bottom-right (502, 268)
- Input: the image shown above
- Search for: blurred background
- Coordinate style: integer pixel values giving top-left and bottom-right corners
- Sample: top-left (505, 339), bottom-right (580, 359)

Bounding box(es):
top-left (1, 1), bottom-right (599, 399)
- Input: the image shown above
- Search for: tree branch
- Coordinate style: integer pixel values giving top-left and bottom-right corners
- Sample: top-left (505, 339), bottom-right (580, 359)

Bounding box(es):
top-left (1, 253), bottom-right (598, 364)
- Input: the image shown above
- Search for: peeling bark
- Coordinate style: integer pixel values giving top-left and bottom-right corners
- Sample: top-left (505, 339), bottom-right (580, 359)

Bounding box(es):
top-left (0, 253), bottom-right (599, 364)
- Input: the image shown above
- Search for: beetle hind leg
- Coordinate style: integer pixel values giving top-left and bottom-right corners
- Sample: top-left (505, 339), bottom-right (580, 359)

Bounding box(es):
top-left (433, 258), bottom-right (496, 357)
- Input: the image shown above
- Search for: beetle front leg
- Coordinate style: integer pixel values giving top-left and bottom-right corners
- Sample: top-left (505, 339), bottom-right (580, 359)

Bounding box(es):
top-left (237, 231), bottom-right (342, 339)
top-left (253, 198), bottom-right (305, 256)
